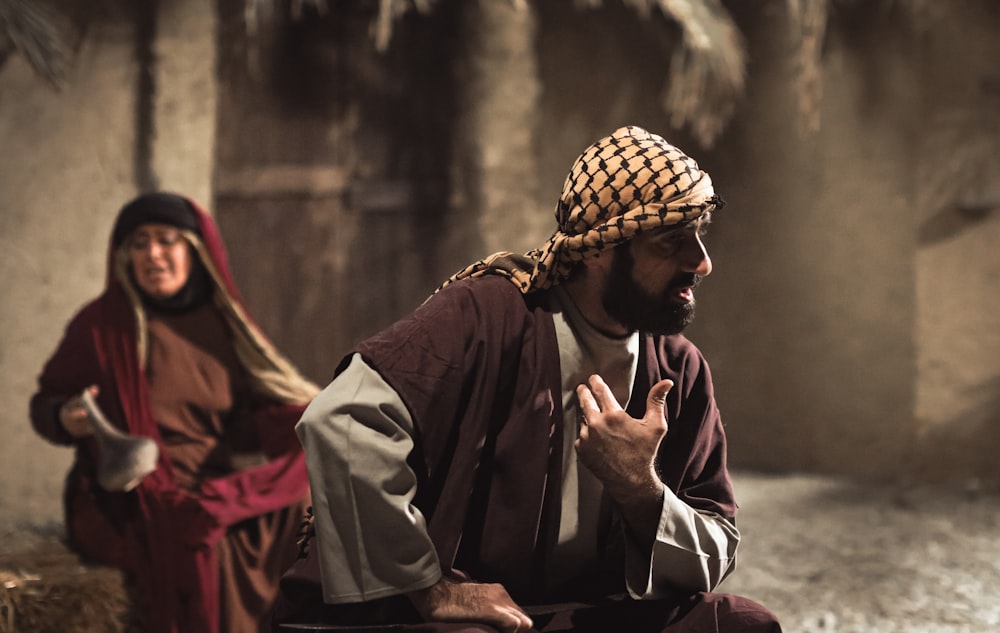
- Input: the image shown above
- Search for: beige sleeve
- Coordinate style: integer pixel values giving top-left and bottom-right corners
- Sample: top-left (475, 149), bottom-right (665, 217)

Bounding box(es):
top-left (295, 353), bottom-right (441, 604)
top-left (624, 486), bottom-right (740, 597)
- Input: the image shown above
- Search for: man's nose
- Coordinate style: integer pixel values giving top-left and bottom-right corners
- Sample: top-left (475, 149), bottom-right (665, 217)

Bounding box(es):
top-left (682, 235), bottom-right (713, 276)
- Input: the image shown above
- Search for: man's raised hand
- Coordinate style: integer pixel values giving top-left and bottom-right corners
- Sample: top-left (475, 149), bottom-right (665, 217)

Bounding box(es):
top-left (574, 375), bottom-right (673, 508)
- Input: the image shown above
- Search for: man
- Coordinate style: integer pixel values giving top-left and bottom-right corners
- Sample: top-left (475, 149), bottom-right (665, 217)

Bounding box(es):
top-left (281, 126), bottom-right (781, 632)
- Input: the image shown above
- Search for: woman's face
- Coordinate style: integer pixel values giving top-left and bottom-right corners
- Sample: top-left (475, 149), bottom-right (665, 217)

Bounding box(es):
top-left (127, 223), bottom-right (193, 299)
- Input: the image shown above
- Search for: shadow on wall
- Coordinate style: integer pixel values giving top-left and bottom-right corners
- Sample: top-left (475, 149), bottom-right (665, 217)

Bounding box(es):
top-left (917, 202), bottom-right (996, 246)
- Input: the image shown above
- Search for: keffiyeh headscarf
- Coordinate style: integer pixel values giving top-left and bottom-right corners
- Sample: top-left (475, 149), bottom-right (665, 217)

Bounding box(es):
top-left (440, 125), bottom-right (724, 294)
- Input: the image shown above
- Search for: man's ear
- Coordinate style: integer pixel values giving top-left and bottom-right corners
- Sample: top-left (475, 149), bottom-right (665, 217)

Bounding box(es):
top-left (580, 249), bottom-right (613, 276)
top-left (562, 250), bottom-right (612, 297)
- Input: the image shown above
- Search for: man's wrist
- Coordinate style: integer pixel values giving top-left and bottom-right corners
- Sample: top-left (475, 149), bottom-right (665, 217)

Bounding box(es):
top-left (615, 480), bottom-right (666, 545)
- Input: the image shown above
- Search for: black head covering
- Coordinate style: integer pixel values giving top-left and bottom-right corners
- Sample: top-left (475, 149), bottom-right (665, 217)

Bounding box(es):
top-left (112, 192), bottom-right (212, 313)
top-left (111, 192), bottom-right (202, 248)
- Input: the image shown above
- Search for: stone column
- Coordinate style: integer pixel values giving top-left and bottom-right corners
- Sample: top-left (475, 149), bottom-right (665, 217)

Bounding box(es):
top-left (152, 0), bottom-right (218, 206)
top-left (448, 0), bottom-right (546, 266)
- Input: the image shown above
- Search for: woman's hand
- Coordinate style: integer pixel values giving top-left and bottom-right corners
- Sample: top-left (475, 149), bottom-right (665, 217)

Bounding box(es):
top-left (408, 577), bottom-right (534, 633)
top-left (59, 385), bottom-right (99, 438)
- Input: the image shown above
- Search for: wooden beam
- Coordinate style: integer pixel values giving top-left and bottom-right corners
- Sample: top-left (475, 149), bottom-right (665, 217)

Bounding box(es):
top-left (215, 165), bottom-right (349, 197)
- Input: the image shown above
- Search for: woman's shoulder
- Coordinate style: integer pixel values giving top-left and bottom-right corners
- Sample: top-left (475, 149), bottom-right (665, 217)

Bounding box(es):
top-left (60, 294), bottom-right (111, 332)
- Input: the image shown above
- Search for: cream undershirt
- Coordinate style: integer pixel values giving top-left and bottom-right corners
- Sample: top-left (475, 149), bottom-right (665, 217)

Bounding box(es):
top-left (547, 284), bottom-right (639, 588)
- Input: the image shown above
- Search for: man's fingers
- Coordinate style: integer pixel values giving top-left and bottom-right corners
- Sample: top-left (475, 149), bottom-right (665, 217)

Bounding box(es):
top-left (498, 606), bottom-right (533, 633)
top-left (588, 374), bottom-right (623, 411)
top-left (584, 374), bottom-right (623, 412)
top-left (575, 382), bottom-right (599, 419)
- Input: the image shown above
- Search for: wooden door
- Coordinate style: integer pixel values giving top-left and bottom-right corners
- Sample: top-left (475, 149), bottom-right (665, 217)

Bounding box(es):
top-left (213, 0), bottom-right (456, 383)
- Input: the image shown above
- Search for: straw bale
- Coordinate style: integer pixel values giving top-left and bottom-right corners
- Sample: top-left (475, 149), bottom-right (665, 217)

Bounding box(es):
top-left (0, 523), bottom-right (140, 633)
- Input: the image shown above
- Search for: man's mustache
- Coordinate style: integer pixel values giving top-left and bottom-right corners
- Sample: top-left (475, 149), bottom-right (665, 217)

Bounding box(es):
top-left (668, 273), bottom-right (702, 292)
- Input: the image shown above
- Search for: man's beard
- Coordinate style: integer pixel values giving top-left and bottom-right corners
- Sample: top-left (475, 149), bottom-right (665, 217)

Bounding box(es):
top-left (601, 245), bottom-right (701, 336)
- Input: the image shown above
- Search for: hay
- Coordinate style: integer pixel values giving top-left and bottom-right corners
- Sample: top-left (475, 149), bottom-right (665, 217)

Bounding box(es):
top-left (0, 524), bottom-right (140, 633)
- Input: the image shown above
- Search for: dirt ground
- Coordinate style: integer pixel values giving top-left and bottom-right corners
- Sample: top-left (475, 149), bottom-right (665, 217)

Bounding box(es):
top-left (3, 471), bottom-right (999, 633)
top-left (722, 472), bottom-right (1000, 633)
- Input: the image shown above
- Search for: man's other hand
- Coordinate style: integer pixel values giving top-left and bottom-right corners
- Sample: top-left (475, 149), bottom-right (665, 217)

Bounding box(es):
top-left (407, 577), bottom-right (534, 633)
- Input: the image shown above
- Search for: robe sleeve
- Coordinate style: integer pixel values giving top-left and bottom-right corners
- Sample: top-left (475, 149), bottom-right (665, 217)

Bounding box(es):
top-left (295, 353), bottom-right (441, 604)
top-left (624, 490), bottom-right (739, 597)
top-left (623, 334), bottom-right (740, 596)
top-left (30, 304), bottom-right (105, 446)
top-left (30, 393), bottom-right (75, 445)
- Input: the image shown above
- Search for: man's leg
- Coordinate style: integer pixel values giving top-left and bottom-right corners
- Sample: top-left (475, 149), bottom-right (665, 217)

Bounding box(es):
top-left (688, 593), bottom-right (782, 633)
top-left (531, 593), bottom-right (781, 633)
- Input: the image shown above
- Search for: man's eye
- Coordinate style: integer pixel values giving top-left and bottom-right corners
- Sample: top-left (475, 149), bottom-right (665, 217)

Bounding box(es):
top-left (655, 237), bottom-right (684, 255)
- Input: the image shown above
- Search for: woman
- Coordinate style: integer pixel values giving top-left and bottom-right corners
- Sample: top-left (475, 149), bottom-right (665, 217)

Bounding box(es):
top-left (29, 192), bottom-right (320, 633)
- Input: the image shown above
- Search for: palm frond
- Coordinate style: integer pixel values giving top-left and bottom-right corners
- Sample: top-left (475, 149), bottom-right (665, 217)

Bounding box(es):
top-left (647, 0), bottom-right (746, 148)
top-left (244, 0), bottom-right (438, 52)
top-left (586, 0), bottom-right (746, 147)
top-left (0, 0), bottom-right (70, 87)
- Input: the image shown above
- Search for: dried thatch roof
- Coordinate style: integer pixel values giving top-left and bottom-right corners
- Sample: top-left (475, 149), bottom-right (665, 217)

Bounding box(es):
top-left (1, 0), bottom-right (845, 146)
top-left (247, 0), bottom-right (752, 147)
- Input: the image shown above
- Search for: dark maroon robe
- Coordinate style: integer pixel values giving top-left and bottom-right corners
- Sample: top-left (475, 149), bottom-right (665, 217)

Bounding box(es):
top-left (30, 199), bottom-right (312, 633)
top-left (276, 275), bottom-right (779, 632)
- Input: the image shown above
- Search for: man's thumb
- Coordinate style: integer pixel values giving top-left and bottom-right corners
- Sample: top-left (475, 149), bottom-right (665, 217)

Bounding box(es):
top-left (646, 379), bottom-right (674, 420)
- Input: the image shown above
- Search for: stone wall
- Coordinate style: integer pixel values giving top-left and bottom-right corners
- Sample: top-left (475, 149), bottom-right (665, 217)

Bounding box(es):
top-left (692, 2), bottom-right (1000, 484)
top-left (910, 2), bottom-right (1000, 485)
top-left (0, 0), bottom-right (216, 526)
top-left (1, 10), bottom-right (136, 526)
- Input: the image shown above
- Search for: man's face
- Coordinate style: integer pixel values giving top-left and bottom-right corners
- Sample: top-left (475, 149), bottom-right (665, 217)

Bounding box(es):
top-left (601, 216), bottom-right (713, 335)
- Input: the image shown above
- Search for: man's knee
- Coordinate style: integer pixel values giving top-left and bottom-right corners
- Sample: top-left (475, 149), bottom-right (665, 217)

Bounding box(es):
top-left (709, 593), bottom-right (782, 633)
